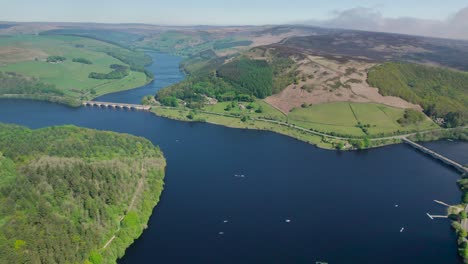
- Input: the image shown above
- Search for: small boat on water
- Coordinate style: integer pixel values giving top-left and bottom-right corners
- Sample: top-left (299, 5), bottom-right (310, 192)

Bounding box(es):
top-left (400, 227), bottom-right (405, 232)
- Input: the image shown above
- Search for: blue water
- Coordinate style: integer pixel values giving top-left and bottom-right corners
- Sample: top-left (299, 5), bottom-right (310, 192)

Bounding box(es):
top-left (96, 53), bottom-right (184, 104)
top-left (0, 52), bottom-right (464, 263)
top-left (422, 140), bottom-right (468, 166)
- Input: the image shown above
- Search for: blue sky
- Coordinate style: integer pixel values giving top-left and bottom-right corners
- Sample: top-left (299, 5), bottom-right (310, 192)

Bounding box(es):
top-left (2, 0), bottom-right (467, 25)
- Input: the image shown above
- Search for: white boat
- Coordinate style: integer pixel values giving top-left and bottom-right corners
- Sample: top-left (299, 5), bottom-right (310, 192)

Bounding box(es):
top-left (400, 227), bottom-right (405, 232)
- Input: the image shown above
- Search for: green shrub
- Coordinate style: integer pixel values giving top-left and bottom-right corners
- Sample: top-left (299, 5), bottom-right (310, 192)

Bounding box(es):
top-left (398, 109), bottom-right (425, 126)
top-left (72, 58), bottom-right (92, 64)
top-left (46, 55), bottom-right (66, 63)
top-left (159, 96), bottom-right (179, 107)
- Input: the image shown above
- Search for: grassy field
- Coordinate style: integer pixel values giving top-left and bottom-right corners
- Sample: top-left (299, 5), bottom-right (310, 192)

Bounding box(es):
top-left (288, 102), bottom-right (437, 137)
top-left (201, 100), bottom-right (437, 138)
top-left (137, 31), bottom-right (252, 57)
top-left (138, 31), bottom-right (213, 56)
top-left (152, 106), bottom-right (329, 147)
top-left (0, 35), bottom-right (147, 101)
top-left (203, 100), bottom-right (288, 121)
top-left (151, 106), bottom-right (404, 150)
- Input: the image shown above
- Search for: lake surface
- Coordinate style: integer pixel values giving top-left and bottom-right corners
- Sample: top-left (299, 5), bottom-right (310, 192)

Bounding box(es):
top-left (0, 52), bottom-right (465, 264)
top-left (422, 140), bottom-right (468, 166)
top-left (96, 52), bottom-right (184, 104)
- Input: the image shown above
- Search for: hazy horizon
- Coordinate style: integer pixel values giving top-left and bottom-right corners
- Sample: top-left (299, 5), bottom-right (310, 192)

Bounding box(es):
top-left (2, 1), bottom-right (468, 40)
top-left (1, 1), bottom-right (466, 24)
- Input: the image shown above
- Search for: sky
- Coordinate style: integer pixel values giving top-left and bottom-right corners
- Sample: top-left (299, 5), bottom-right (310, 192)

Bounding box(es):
top-left (1, 0), bottom-right (467, 25)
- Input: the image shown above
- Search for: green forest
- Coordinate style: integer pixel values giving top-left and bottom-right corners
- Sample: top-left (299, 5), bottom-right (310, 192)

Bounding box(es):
top-left (104, 51), bottom-right (154, 80)
top-left (73, 58), bottom-right (93, 64)
top-left (217, 58), bottom-right (273, 98)
top-left (157, 52), bottom-right (295, 108)
top-left (89, 64), bottom-right (130, 80)
top-left (46, 56), bottom-right (67, 63)
top-left (0, 124), bottom-right (165, 264)
top-left (368, 62), bottom-right (468, 127)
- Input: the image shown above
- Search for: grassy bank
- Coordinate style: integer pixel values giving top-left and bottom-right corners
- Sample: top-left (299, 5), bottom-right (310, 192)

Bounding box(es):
top-left (288, 102), bottom-right (437, 138)
top-left (202, 100), bottom-right (437, 138)
top-left (150, 106), bottom-right (403, 150)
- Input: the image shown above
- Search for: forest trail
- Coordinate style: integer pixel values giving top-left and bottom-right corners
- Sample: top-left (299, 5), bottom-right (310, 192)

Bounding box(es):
top-left (102, 165), bottom-right (147, 250)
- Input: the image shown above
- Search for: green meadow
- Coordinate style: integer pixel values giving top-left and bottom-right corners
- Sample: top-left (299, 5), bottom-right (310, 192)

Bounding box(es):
top-left (201, 100), bottom-right (437, 138)
top-left (288, 102), bottom-right (437, 137)
top-left (203, 100), bottom-right (287, 121)
top-left (0, 35), bottom-right (147, 102)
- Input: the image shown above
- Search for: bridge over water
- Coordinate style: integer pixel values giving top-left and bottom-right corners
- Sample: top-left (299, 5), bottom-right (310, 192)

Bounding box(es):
top-left (402, 138), bottom-right (468, 173)
top-left (82, 101), bottom-right (467, 174)
top-left (83, 101), bottom-right (151, 111)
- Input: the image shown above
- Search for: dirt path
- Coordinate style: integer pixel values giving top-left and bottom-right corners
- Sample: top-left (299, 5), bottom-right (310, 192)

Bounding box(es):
top-left (127, 178), bottom-right (145, 212)
top-left (102, 236), bottom-right (116, 249)
top-left (102, 165), bottom-right (146, 250)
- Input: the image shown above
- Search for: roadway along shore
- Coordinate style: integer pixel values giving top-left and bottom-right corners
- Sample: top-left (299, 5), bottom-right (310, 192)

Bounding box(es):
top-left (151, 105), bottom-right (467, 142)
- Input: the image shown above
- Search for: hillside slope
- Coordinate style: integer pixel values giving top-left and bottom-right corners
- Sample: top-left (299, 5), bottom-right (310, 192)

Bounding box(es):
top-left (0, 35), bottom-right (151, 106)
top-left (368, 63), bottom-right (468, 127)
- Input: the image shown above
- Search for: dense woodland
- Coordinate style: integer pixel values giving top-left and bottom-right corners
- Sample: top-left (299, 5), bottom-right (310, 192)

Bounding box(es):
top-left (0, 124), bottom-right (165, 264)
top-left (89, 64), bottom-right (130, 80)
top-left (157, 52), bottom-right (295, 108)
top-left (105, 51), bottom-right (153, 80)
top-left (46, 56), bottom-right (67, 63)
top-left (72, 58), bottom-right (93, 64)
top-left (217, 58), bottom-right (273, 98)
top-left (368, 63), bottom-right (468, 127)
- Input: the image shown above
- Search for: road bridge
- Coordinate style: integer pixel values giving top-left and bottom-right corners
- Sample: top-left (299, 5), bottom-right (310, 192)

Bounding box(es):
top-left (402, 138), bottom-right (467, 173)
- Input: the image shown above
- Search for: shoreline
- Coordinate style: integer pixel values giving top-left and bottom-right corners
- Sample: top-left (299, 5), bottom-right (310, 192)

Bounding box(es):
top-left (148, 106), bottom-right (468, 151)
top-left (1, 94), bottom-right (465, 151)
top-left (0, 75), bottom-right (154, 107)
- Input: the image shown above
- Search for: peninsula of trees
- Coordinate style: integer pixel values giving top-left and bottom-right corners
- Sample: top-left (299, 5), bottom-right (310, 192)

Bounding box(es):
top-left (0, 124), bottom-right (166, 264)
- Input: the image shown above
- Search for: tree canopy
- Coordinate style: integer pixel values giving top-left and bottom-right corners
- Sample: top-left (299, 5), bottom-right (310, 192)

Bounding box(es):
top-left (0, 124), bottom-right (165, 264)
top-left (368, 62), bottom-right (468, 126)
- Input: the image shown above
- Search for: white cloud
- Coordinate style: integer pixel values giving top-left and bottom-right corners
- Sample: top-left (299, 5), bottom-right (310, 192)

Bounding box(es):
top-left (303, 6), bottom-right (468, 40)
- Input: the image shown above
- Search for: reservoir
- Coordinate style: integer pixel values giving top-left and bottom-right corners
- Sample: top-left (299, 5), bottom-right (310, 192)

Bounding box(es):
top-left (0, 52), bottom-right (465, 263)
